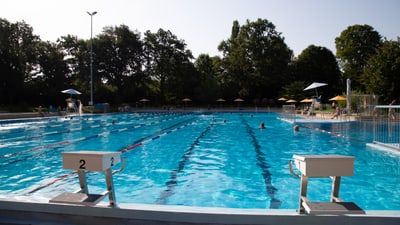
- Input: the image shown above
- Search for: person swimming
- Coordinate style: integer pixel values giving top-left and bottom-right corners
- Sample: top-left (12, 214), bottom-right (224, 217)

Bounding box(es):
top-left (259, 122), bottom-right (265, 129)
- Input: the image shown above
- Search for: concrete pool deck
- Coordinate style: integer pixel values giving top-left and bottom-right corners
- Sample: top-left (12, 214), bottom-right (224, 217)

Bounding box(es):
top-left (1, 198), bottom-right (400, 225)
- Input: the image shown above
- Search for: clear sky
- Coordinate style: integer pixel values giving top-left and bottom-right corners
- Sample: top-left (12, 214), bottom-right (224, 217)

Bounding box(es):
top-left (1, 0), bottom-right (399, 57)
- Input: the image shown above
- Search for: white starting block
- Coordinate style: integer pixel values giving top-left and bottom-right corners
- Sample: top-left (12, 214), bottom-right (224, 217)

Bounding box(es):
top-left (50, 151), bottom-right (125, 207)
top-left (289, 155), bottom-right (365, 215)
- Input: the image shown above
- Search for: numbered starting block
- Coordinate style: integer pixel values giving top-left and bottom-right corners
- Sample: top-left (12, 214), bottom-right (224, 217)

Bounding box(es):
top-left (289, 155), bottom-right (364, 215)
top-left (50, 151), bottom-right (124, 207)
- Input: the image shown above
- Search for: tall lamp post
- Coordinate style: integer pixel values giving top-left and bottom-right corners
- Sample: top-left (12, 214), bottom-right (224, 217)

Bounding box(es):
top-left (87, 11), bottom-right (97, 106)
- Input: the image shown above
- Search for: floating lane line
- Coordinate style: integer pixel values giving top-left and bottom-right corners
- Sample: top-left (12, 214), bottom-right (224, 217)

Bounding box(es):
top-left (28, 171), bottom-right (77, 194)
top-left (3, 111), bottom-right (186, 141)
top-left (27, 116), bottom-right (197, 194)
top-left (120, 117), bottom-right (197, 153)
top-left (299, 124), bottom-right (363, 142)
top-left (0, 111), bottom-right (171, 142)
top-left (1, 114), bottom-right (190, 159)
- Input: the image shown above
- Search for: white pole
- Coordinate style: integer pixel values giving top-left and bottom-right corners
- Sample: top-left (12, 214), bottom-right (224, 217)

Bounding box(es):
top-left (87, 11), bottom-right (97, 106)
top-left (346, 79), bottom-right (351, 114)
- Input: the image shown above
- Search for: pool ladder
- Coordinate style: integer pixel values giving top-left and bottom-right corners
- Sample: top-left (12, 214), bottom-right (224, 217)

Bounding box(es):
top-left (50, 151), bottom-right (126, 207)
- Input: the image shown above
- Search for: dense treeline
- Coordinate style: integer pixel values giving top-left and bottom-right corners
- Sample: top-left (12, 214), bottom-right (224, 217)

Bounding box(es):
top-left (0, 17), bottom-right (399, 111)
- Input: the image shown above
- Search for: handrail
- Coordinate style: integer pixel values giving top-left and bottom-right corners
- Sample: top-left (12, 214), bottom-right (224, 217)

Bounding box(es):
top-left (112, 157), bottom-right (126, 174)
top-left (289, 160), bottom-right (300, 178)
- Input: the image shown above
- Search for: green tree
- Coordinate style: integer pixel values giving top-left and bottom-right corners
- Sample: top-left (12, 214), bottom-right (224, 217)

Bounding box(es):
top-left (292, 45), bottom-right (342, 99)
top-left (58, 35), bottom-right (91, 104)
top-left (194, 54), bottom-right (219, 103)
top-left (218, 19), bottom-right (292, 100)
top-left (144, 28), bottom-right (195, 103)
top-left (335, 24), bottom-right (382, 91)
top-left (281, 81), bottom-right (307, 101)
top-left (362, 40), bottom-right (400, 103)
top-left (94, 25), bottom-right (145, 104)
top-left (27, 41), bottom-right (70, 106)
top-left (0, 19), bottom-right (40, 106)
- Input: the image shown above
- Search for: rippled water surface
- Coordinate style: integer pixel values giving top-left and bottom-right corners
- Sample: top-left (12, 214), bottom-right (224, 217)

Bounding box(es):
top-left (1, 112), bottom-right (399, 210)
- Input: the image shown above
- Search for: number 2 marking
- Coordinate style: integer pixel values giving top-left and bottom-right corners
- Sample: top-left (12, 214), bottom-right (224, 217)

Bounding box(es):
top-left (79, 159), bottom-right (86, 169)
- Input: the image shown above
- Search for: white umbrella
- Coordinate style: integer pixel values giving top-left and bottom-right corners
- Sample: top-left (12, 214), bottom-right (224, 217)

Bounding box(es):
top-left (61, 89), bottom-right (82, 95)
top-left (139, 98), bottom-right (150, 102)
top-left (304, 82), bottom-right (327, 97)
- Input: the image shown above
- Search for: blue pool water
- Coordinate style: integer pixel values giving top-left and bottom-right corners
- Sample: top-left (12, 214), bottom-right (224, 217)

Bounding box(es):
top-left (0, 112), bottom-right (399, 210)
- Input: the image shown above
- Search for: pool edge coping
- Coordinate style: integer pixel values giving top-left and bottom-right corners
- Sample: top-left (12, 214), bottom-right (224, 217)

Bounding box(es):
top-left (1, 199), bottom-right (399, 225)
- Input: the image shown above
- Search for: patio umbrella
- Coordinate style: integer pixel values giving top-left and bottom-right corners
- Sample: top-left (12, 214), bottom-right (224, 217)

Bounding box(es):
top-left (139, 98), bottom-right (150, 107)
top-left (278, 97), bottom-right (288, 101)
top-left (304, 82), bottom-right (328, 97)
top-left (300, 98), bottom-right (313, 103)
top-left (234, 98), bottom-right (244, 102)
top-left (329, 95), bottom-right (347, 101)
top-left (182, 98), bottom-right (192, 108)
top-left (61, 88), bottom-right (81, 95)
top-left (286, 99), bottom-right (297, 103)
top-left (61, 88), bottom-right (82, 99)
top-left (234, 98), bottom-right (244, 108)
top-left (139, 98), bottom-right (150, 102)
top-left (216, 98), bottom-right (226, 102)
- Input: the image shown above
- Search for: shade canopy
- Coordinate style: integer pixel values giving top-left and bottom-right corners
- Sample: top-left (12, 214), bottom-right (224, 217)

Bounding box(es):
top-left (139, 98), bottom-right (150, 102)
top-left (182, 98), bottom-right (192, 102)
top-left (329, 95), bottom-right (347, 101)
top-left (300, 98), bottom-right (313, 103)
top-left (304, 82), bottom-right (328, 91)
top-left (304, 82), bottom-right (328, 98)
top-left (61, 89), bottom-right (81, 95)
top-left (286, 99), bottom-right (297, 103)
top-left (278, 97), bottom-right (288, 101)
top-left (234, 98), bottom-right (244, 102)
top-left (216, 98), bottom-right (226, 102)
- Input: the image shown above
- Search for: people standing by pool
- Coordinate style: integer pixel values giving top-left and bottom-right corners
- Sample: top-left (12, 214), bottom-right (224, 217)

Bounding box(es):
top-left (331, 107), bottom-right (340, 119)
top-left (389, 100), bottom-right (396, 119)
top-left (38, 106), bottom-right (45, 117)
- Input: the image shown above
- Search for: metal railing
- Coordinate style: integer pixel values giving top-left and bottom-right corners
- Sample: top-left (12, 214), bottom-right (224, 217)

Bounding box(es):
top-left (281, 105), bottom-right (296, 123)
top-left (371, 105), bottom-right (400, 150)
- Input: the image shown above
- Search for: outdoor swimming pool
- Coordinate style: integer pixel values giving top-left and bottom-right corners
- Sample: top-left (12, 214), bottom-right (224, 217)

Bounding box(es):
top-left (0, 112), bottom-right (399, 210)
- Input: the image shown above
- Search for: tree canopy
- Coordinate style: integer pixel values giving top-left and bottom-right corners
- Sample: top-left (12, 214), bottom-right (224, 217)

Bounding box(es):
top-left (335, 24), bottom-right (382, 91)
top-left (218, 19), bottom-right (293, 101)
top-left (0, 17), bottom-right (398, 111)
top-left (362, 40), bottom-right (400, 103)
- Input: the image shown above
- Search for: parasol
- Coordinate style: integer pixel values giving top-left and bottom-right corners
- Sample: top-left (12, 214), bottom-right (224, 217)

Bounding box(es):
top-left (304, 82), bottom-right (328, 97)
top-left (278, 97), bottom-right (288, 101)
top-left (286, 99), bottom-right (297, 103)
top-left (61, 89), bottom-right (81, 95)
top-left (234, 98), bottom-right (244, 102)
top-left (329, 95), bottom-right (347, 101)
top-left (139, 98), bottom-right (150, 102)
top-left (300, 98), bottom-right (313, 103)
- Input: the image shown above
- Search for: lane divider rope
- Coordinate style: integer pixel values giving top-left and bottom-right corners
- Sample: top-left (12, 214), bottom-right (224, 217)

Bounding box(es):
top-left (1, 114), bottom-right (191, 159)
top-left (26, 116), bottom-right (197, 194)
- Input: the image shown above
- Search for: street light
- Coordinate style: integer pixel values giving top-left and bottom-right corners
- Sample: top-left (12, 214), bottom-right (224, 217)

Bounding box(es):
top-left (87, 11), bottom-right (97, 106)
